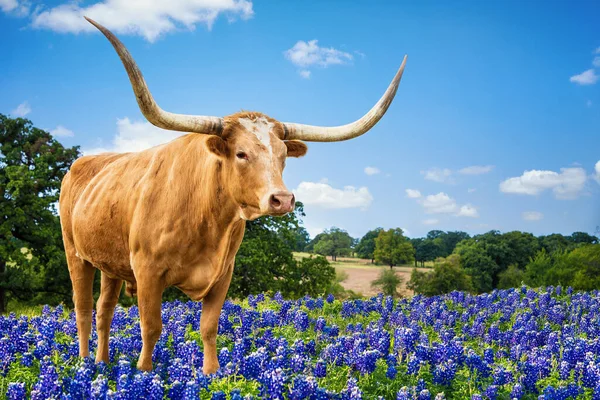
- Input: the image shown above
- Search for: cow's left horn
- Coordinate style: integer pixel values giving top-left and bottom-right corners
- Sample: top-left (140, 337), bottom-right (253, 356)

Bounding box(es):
top-left (282, 55), bottom-right (407, 142)
top-left (85, 17), bottom-right (223, 135)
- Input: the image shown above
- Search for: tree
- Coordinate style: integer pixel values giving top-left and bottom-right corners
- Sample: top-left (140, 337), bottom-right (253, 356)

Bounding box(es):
top-left (355, 227), bottom-right (383, 263)
top-left (524, 248), bottom-right (553, 288)
top-left (407, 254), bottom-right (472, 296)
top-left (539, 233), bottom-right (573, 254)
top-left (371, 268), bottom-right (403, 297)
top-left (455, 242), bottom-right (498, 293)
top-left (229, 206), bottom-right (336, 299)
top-left (312, 227), bottom-right (353, 261)
top-left (497, 264), bottom-right (525, 289)
top-left (275, 202), bottom-right (310, 251)
top-left (569, 232), bottom-right (599, 245)
top-left (0, 114), bottom-right (80, 313)
top-left (374, 228), bottom-right (415, 268)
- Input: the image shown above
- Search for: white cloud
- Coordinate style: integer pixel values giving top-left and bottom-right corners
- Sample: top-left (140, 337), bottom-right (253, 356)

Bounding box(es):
top-left (405, 189), bottom-right (422, 198)
top-left (422, 167), bottom-right (453, 183)
top-left (422, 218), bottom-right (439, 225)
top-left (364, 166), bottom-right (380, 176)
top-left (0, 0), bottom-right (29, 15)
top-left (299, 70), bottom-right (311, 79)
top-left (593, 56), bottom-right (600, 68)
top-left (456, 204), bottom-right (479, 218)
top-left (570, 69), bottom-right (598, 85)
top-left (422, 192), bottom-right (458, 214)
top-left (458, 165), bottom-right (494, 175)
top-left (594, 160), bottom-right (600, 184)
top-left (84, 117), bottom-right (184, 155)
top-left (50, 125), bottom-right (74, 137)
top-left (499, 167), bottom-right (587, 199)
top-left (30, 0), bottom-right (253, 42)
top-left (467, 188), bottom-right (476, 193)
top-left (293, 181), bottom-right (373, 210)
top-left (522, 211), bottom-right (543, 221)
top-left (11, 101), bottom-right (31, 117)
top-left (401, 228), bottom-right (411, 237)
top-left (284, 40), bottom-right (352, 70)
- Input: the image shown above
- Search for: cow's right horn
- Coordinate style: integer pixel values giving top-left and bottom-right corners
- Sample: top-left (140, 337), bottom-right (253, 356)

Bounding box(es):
top-left (85, 17), bottom-right (223, 135)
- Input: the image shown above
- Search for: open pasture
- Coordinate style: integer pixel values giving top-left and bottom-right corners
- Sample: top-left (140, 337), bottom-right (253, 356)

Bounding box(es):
top-left (1, 286), bottom-right (598, 399)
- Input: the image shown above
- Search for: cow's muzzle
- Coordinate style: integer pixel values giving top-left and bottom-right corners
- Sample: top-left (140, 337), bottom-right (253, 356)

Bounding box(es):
top-left (268, 192), bottom-right (295, 215)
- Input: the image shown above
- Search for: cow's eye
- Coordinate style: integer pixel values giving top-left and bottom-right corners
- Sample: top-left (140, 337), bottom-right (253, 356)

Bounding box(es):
top-left (236, 151), bottom-right (248, 160)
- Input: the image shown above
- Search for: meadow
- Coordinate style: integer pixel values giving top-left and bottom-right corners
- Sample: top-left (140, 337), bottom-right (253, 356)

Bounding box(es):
top-left (2, 286), bottom-right (599, 399)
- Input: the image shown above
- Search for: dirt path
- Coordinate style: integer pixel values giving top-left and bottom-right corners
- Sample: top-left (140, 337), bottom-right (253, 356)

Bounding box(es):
top-left (336, 265), bottom-right (416, 297)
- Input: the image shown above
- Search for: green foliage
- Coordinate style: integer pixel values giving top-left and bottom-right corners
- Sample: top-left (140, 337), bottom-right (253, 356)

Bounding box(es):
top-left (0, 114), bottom-right (80, 313)
top-left (355, 228), bottom-right (383, 262)
top-left (524, 248), bottom-right (553, 287)
top-left (370, 268), bottom-right (403, 297)
top-left (454, 242), bottom-right (497, 293)
top-left (407, 254), bottom-right (473, 296)
top-left (497, 264), bottom-right (525, 289)
top-left (374, 228), bottom-right (414, 268)
top-left (311, 227), bottom-right (354, 261)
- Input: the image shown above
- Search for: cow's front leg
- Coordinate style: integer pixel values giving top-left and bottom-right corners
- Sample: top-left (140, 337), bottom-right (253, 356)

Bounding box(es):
top-left (201, 263), bottom-right (234, 375)
top-left (136, 274), bottom-right (165, 371)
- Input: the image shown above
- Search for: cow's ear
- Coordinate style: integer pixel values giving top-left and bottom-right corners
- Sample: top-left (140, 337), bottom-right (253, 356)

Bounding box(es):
top-left (206, 136), bottom-right (229, 157)
top-left (285, 140), bottom-right (308, 158)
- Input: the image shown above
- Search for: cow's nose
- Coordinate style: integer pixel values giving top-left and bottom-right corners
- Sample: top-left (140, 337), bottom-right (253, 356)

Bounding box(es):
top-left (269, 192), bottom-right (295, 214)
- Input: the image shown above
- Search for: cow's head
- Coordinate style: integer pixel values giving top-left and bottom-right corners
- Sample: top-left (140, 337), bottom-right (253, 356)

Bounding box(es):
top-left (86, 17), bottom-right (407, 220)
top-left (206, 112), bottom-right (307, 220)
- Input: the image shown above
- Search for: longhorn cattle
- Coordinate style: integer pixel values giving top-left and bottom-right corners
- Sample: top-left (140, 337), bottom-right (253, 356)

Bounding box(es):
top-left (59, 17), bottom-right (407, 374)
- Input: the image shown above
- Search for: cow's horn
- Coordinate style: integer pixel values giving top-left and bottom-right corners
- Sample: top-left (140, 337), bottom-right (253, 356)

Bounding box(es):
top-left (85, 17), bottom-right (223, 135)
top-left (282, 55), bottom-right (407, 142)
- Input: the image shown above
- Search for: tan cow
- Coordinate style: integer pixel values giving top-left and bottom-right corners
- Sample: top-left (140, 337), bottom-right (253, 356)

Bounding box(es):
top-left (59, 17), bottom-right (407, 374)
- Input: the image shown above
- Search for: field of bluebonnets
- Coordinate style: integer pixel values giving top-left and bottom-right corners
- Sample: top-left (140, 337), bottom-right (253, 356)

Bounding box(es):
top-left (2, 286), bottom-right (600, 399)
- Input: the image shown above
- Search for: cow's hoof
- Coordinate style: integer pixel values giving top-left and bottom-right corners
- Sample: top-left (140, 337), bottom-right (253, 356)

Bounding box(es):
top-left (137, 360), bottom-right (153, 371)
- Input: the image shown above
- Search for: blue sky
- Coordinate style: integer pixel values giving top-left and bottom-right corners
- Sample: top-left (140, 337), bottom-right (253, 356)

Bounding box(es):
top-left (2, 0), bottom-right (599, 240)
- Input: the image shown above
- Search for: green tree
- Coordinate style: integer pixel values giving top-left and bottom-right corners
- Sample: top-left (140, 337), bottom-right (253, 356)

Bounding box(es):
top-left (569, 232), bottom-right (599, 245)
top-left (524, 248), bottom-right (553, 287)
top-left (374, 228), bottom-right (415, 268)
top-left (497, 264), bottom-right (525, 289)
top-left (371, 268), bottom-right (403, 297)
top-left (455, 241), bottom-right (498, 293)
top-left (540, 233), bottom-right (573, 254)
top-left (355, 227), bottom-right (383, 263)
top-left (230, 207), bottom-right (335, 299)
top-left (407, 254), bottom-right (472, 296)
top-left (312, 227), bottom-right (353, 261)
top-left (0, 114), bottom-right (80, 313)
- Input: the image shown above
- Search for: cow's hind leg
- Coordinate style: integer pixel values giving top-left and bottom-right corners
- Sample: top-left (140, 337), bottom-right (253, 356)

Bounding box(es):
top-left (65, 245), bottom-right (96, 358)
top-left (95, 272), bottom-right (122, 363)
top-left (136, 274), bottom-right (164, 371)
top-left (201, 263), bottom-right (234, 375)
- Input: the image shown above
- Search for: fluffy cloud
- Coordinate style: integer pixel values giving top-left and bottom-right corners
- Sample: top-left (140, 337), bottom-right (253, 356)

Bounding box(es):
top-left (422, 167), bottom-right (453, 183)
top-left (50, 125), bottom-right (74, 137)
top-left (364, 166), bottom-right (380, 176)
top-left (594, 56), bottom-right (600, 68)
top-left (522, 211), bottom-right (544, 221)
top-left (84, 118), bottom-right (184, 155)
top-left (11, 101), bottom-right (31, 117)
top-left (0, 0), bottom-right (29, 15)
top-left (422, 192), bottom-right (458, 214)
top-left (458, 165), bottom-right (494, 175)
top-left (284, 40), bottom-right (352, 77)
top-left (570, 69), bottom-right (598, 85)
top-left (293, 181), bottom-right (373, 210)
top-left (594, 160), bottom-right (600, 184)
top-left (456, 204), bottom-right (479, 218)
top-left (29, 0), bottom-right (253, 42)
top-left (405, 189), bottom-right (421, 198)
top-left (410, 191), bottom-right (479, 218)
top-left (422, 218), bottom-right (439, 225)
top-left (499, 167), bottom-right (587, 199)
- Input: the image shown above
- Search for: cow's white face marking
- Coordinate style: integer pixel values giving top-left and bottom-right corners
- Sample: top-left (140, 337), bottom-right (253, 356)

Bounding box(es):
top-left (239, 117), bottom-right (274, 155)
